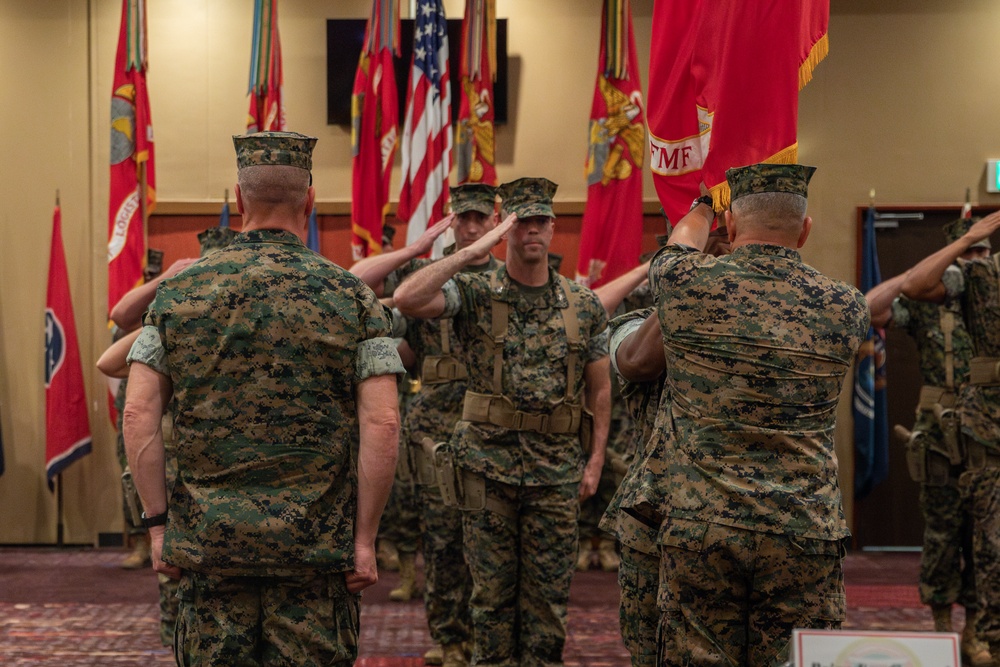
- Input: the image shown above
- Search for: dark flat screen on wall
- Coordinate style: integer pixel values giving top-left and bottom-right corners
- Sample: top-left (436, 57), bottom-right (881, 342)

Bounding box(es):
top-left (326, 18), bottom-right (508, 126)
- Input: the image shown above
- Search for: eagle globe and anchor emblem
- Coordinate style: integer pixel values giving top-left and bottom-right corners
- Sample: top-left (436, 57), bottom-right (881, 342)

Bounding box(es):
top-left (45, 308), bottom-right (66, 389)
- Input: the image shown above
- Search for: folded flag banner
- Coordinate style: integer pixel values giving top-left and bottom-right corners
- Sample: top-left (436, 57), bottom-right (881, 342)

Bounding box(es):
top-left (108, 0), bottom-right (155, 319)
top-left (46, 202), bottom-right (93, 491)
top-left (397, 0), bottom-right (452, 256)
top-left (455, 0), bottom-right (497, 186)
top-left (647, 0), bottom-right (828, 223)
top-left (575, 0), bottom-right (644, 289)
top-left (351, 0), bottom-right (400, 260)
top-left (247, 0), bottom-right (284, 132)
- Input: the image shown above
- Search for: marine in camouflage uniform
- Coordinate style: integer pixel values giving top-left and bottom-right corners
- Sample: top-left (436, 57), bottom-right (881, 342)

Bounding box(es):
top-left (124, 132), bottom-right (403, 666)
top-left (599, 306), bottom-right (663, 667)
top-left (902, 210), bottom-right (1000, 661)
top-left (622, 165), bottom-right (869, 667)
top-left (394, 177), bottom-right (611, 667)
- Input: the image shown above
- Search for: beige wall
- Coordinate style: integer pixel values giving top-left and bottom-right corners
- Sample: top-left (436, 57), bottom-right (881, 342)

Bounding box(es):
top-left (2, 0), bottom-right (998, 542)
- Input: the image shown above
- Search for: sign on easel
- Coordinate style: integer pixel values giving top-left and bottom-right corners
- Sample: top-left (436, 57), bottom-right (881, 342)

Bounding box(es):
top-left (792, 629), bottom-right (960, 667)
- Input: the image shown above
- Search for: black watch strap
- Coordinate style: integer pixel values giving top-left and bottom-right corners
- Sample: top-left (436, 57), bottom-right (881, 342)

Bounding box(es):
top-left (141, 511), bottom-right (167, 528)
top-left (691, 194), bottom-right (714, 211)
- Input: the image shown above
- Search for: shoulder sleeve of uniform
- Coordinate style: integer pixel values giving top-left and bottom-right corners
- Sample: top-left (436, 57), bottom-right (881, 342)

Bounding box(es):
top-left (576, 287), bottom-right (609, 363)
top-left (390, 307), bottom-right (408, 338)
top-left (354, 285), bottom-right (406, 380)
top-left (126, 325), bottom-right (169, 376)
top-left (890, 296), bottom-right (909, 329)
top-left (440, 275), bottom-right (472, 319)
top-left (608, 317), bottom-right (645, 376)
top-left (943, 264), bottom-right (965, 299)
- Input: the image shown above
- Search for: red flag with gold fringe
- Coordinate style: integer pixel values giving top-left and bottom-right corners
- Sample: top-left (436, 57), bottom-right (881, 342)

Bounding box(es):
top-left (575, 0), bottom-right (645, 289)
top-left (351, 0), bottom-right (400, 260)
top-left (108, 0), bottom-right (155, 318)
top-left (648, 0), bottom-right (828, 222)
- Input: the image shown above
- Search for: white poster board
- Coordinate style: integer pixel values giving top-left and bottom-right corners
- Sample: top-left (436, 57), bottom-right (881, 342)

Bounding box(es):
top-left (792, 629), bottom-right (960, 667)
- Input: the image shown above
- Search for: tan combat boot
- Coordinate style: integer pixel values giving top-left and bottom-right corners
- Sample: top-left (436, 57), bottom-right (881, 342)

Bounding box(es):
top-left (962, 609), bottom-right (992, 667)
top-left (121, 532), bottom-right (151, 570)
top-left (423, 645), bottom-right (443, 665)
top-left (441, 643), bottom-right (468, 667)
top-left (931, 604), bottom-right (952, 633)
top-left (597, 538), bottom-right (621, 572)
top-left (389, 552), bottom-right (420, 601)
top-left (377, 540), bottom-right (400, 572)
top-left (576, 538), bottom-right (593, 571)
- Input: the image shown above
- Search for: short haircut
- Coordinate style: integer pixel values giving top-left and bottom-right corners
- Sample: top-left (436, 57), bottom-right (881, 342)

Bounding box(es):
top-left (237, 165), bottom-right (309, 210)
top-left (730, 192), bottom-right (807, 233)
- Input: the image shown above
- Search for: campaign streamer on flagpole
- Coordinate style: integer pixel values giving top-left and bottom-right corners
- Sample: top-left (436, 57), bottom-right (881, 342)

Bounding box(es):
top-left (575, 0), bottom-right (645, 289)
top-left (247, 0), bottom-right (284, 132)
top-left (351, 0), bottom-right (400, 260)
top-left (455, 0), bottom-right (497, 187)
top-left (47, 199), bottom-right (93, 491)
top-left (108, 0), bottom-right (155, 320)
top-left (397, 0), bottom-right (452, 258)
top-left (647, 0), bottom-right (829, 223)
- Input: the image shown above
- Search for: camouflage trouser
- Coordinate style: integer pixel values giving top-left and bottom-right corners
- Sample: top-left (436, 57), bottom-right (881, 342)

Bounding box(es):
top-left (918, 479), bottom-right (977, 608)
top-left (159, 574), bottom-right (180, 646)
top-left (419, 484), bottom-right (472, 646)
top-left (658, 523), bottom-right (845, 667)
top-left (379, 441), bottom-right (421, 555)
top-left (964, 466), bottom-right (1000, 653)
top-left (463, 479), bottom-right (579, 667)
top-left (173, 570), bottom-right (360, 666)
top-left (618, 544), bottom-right (658, 667)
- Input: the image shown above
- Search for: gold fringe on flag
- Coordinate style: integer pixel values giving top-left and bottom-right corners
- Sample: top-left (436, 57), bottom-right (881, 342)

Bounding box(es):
top-left (799, 33), bottom-right (828, 90)
top-left (707, 143), bottom-right (799, 213)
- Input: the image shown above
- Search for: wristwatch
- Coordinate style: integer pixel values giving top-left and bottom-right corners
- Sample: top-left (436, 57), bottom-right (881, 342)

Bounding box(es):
top-left (141, 511), bottom-right (167, 528)
top-left (690, 194), bottom-right (714, 211)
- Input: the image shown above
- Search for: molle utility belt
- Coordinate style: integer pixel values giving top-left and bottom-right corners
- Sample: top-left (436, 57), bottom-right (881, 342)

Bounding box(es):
top-left (421, 319), bottom-right (468, 385)
top-left (460, 272), bottom-right (595, 453)
top-left (433, 440), bottom-right (517, 520)
top-left (407, 436), bottom-right (440, 487)
top-left (966, 441), bottom-right (1000, 471)
top-left (916, 385), bottom-right (963, 466)
top-left (968, 357), bottom-right (1000, 386)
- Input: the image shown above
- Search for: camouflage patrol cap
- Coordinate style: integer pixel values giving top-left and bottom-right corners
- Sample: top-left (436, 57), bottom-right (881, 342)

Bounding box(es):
top-left (232, 131), bottom-right (317, 171)
top-left (197, 226), bottom-right (238, 257)
top-left (498, 177), bottom-right (558, 218)
top-left (450, 183), bottom-right (497, 216)
top-left (944, 216), bottom-right (991, 249)
top-left (726, 163), bottom-right (816, 202)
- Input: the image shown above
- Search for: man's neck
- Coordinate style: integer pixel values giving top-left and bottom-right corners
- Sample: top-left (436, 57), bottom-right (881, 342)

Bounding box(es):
top-left (506, 258), bottom-right (549, 286)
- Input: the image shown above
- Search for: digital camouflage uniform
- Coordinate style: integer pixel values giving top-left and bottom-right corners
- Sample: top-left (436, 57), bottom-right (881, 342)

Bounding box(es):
top-left (599, 307), bottom-right (663, 667)
top-left (386, 253), bottom-right (500, 649)
top-left (890, 294), bottom-right (977, 611)
top-left (439, 263), bottom-right (608, 666)
top-left (128, 225), bottom-right (403, 666)
top-left (942, 256), bottom-right (1000, 654)
top-left (633, 164), bottom-right (870, 667)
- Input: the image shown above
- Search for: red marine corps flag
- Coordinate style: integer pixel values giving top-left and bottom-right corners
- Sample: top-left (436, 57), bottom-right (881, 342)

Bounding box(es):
top-left (46, 199), bottom-right (93, 491)
top-left (647, 0), bottom-right (828, 222)
top-left (108, 0), bottom-right (155, 319)
top-left (247, 0), bottom-right (284, 132)
top-left (575, 0), bottom-right (645, 288)
top-left (455, 0), bottom-right (497, 186)
top-left (397, 0), bottom-right (452, 252)
top-left (351, 0), bottom-right (400, 260)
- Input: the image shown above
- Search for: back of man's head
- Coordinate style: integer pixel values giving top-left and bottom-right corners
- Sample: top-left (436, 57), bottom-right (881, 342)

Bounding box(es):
top-left (726, 163), bottom-right (814, 246)
top-left (237, 165), bottom-right (310, 211)
top-left (730, 191), bottom-right (807, 234)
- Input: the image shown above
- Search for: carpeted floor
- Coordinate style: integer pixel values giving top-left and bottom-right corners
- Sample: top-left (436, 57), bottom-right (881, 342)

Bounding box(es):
top-left (0, 548), bottom-right (942, 666)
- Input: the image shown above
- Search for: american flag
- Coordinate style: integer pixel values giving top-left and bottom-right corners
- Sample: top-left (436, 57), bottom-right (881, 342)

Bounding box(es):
top-left (397, 0), bottom-right (451, 254)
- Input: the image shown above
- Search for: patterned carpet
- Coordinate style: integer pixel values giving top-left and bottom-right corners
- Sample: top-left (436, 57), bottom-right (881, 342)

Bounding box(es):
top-left (0, 548), bottom-right (939, 666)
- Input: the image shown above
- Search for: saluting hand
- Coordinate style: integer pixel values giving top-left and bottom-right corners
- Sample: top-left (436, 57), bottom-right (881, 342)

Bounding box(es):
top-left (967, 210), bottom-right (1000, 245)
top-left (413, 214), bottom-right (456, 256)
top-left (466, 213), bottom-right (516, 260)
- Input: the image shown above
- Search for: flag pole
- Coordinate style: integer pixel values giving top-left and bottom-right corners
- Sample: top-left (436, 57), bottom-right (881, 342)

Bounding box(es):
top-left (54, 188), bottom-right (65, 549)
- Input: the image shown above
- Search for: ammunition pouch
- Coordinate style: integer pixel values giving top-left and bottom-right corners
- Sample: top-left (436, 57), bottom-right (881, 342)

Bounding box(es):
top-left (925, 450), bottom-right (952, 487)
top-left (421, 355), bottom-right (468, 385)
top-left (969, 357), bottom-right (1000, 386)
top-left (904, 430), bottom-right (928, 483)
top-left (408, 437), bottom-right (439, 486)
top-left (433, 445), bottom-right (517, 520)
top-left (919, 386), bottom-right (963, 465)
top-left (120, 468), bottom-right (144, 527)
top-left (462, 391), bottom-right (582, 434)
top-left (966, 441), bottom-right (1000, 472)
